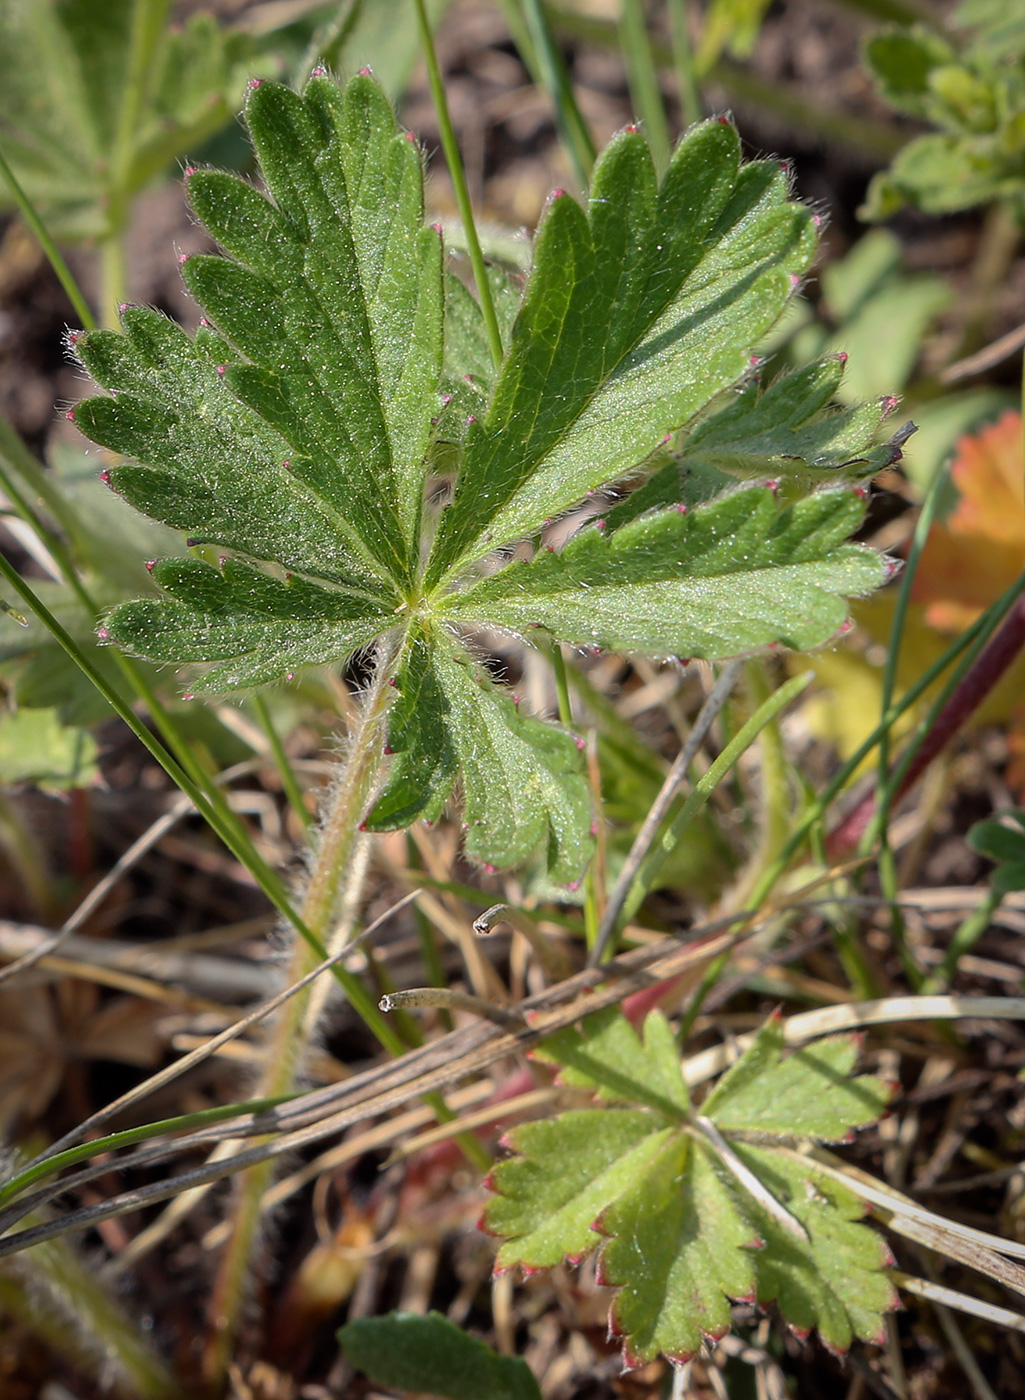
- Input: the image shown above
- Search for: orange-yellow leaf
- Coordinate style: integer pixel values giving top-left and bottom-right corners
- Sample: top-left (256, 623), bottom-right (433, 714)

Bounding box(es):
top-left (912, 411), bottom-right (1024, 632)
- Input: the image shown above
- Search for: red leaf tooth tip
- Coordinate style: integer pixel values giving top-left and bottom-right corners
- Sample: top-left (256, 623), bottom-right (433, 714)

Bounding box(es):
top-left (99, 470), bottom-right (111, 484)
top-left (574, 736), bottom-right (586, 752)
top-left (853, 483), bottom-right (869, 499)
top-left (284, 571), bottom-right (291, 580)
top-left (358, 66), bottom-right (372, 76)
top-left (595, 1260), bottom-right (613, 1288)
top-left (67, 330), bottom-right (80, 345)
top-left (466, 414), bottom-right (477, 425)
top-left (593, 518), bottom-right (606, 531)
top-left (144, 560), bottom-right (156, 573)
top-left (246, 78), bottom-right (262, 91)
top-left (620, 1345), bottom-right (644, 1373)
top-left (590, 820), bottom-right (599, 836)
top-left (282, 459), bottom-right (290, 469)
top-left (439, 393), bottom-right (452, 406)
top-left (182, 693), bottom-right (194, 702)
top-left (551, 188), bottom-right (565, 198)
top-left (666, 1350), bottom-right (699, 1368)
top-left (787, 1324), bottom-right (811, 1342)
top-left (118, 301), bottom-right (132, 313)
top-left (566, 879), bottom-right (581, 893)
top-left (545, 543), bottom-right (555, 552)
top-left (464, 373), bottom-right (475, 383)
top-left (838, 618), bottom-right (853, 635)
top-left (216, 365), bottom-right (226, 376)
top-left (357, 820), bottom-right (368, 832)
top-left (837, 351), bottom-right (848, 364)
top-left (183, 165), bottom-right (196, 177)
top-left (882, 557), bottom-right (902, 582)
top-left (880, 394), bottom-right (899, 415)
top-left (311, 65), bottom-right (327, 77)
top-left (767, 1006), bottom-right (784, 1024)
top-left (674, 502), bottom-right (688, 514)
top-left (199, 316), bottom-right (211, 327)
top-left (405, 131), bottom-right (417, 143)
top-left (511, 692), bottom-right (521, 708)
top-left (789, 273), bottom-right (802, 290)
top-left (624, 123), bottom-right (639, 133)
top-left (813, 212), bottom-right (824, 228)
top-left (285, 672), bottom-right (294, 681)
top-left (565, 1251), bottom-right (590, 1267)
top-left (177, 252), bottom-right (189, 266)
top-left (383, 744), bottom-right (394, 756)
top-left (764, 477), bottom-right (781, 493)
top-left (482, 863), bottom-right (497, 875)
top-left (65, 408), bottom-right (75, 421)
top-left (387, 676), bottom-right (398, 687)
top-left (717, 114), bottom-right (731, 124)
top-left (96, 626), bottom-right (110, 641)
top-left (491, 1261), bottom-right (514, 1278)
top-left (431, 221), bottom-right (443, 234)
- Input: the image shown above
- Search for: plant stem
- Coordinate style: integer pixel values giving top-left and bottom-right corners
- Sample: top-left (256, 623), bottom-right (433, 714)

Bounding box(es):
top-left (101, 0), bottom-right (170, 326)
top-left (202, 638), bottom-right (403, 1388)
top-left (667, 0), bottom-right (702, 127)
top-left (0, 144), bottom-right (96, 330)
top-left (620, 0), bottom-right (672, 172)
top-left (412, 0), bottom-right (505, 370)
top-left (520, 0), bottom-right (596, 191)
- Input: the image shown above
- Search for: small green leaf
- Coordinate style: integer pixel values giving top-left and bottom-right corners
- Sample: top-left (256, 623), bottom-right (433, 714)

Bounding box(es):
top-left (702, 1017), bottom-right (892, 1141)
top-left (450, 486), bottom-right (886, 659)
top-left (367, 633), bottom-right (592, 881)
top-left (534, 1007), bottom-right (690, 1116)
top-left (681, 357), bottom-right (911, 483)
top-left (337, 1311), bottom-right (541, 1400)
top-left (598, 1135), bottom-right (757, 1365)
top-left (486, 1011), bottom-right (896, 1365)
top-left (486, 1110), bottom-right (671, 1270)
top-left (733, 1145), bottom-right (897, 1353)
top-left (0, 707), bottom-right (98, 790)
top-left (968, 810), bottom-right (1025, 893)
top-left (0, 0), bottom-right (251, 240)
top-left (102, 557), bottom-right (390, 692)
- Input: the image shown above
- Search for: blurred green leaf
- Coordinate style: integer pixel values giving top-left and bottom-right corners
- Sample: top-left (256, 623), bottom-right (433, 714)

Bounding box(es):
top-left (337, 1310), bottom-right (541, 1400)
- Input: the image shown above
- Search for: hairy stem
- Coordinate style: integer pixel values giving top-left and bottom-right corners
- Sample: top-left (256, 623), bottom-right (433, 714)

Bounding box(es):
top-left (202, 638), bottom-right (401, 1389)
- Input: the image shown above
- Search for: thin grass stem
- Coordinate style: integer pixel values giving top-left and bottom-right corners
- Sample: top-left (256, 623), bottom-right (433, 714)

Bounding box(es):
top-left (520, 0), bottom-right (596, 190)
top-left (620, 0), bottom-right (672, 172)
top-left (0, 144), bottom-right (96, 330)
top-left (412, 0), bottom-right (505, 369)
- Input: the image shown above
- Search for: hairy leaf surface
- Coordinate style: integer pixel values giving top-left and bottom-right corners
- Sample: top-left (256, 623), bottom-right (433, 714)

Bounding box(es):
top-left (71, 70), bottom-right (894, 879)
top-left (450, 486), bottom-right (886, 658)
top-left (366, 630), bottom-right (593, 882)
top-left (425, 120), bottom-right (817, 584)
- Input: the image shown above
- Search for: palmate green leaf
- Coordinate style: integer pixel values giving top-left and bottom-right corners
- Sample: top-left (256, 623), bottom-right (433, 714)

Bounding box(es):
top-left (71, 70), bottom-right (893, 881)
top-left (365, 628), bottom-right (593, 882)
top-left (485, 1010), bottom-right (896, 1366)
top-left (449, 484), bottom-right (887, 658)
top-left (424, 117), bottom-right (817, 586)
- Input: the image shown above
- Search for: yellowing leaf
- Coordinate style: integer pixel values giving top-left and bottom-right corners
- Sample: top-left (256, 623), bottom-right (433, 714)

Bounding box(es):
top-left (912, 410), bottom-right (1024, 632)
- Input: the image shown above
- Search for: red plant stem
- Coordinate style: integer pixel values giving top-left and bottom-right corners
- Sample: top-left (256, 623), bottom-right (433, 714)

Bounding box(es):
top-left (828, 594), bottom-right (1025, 858)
